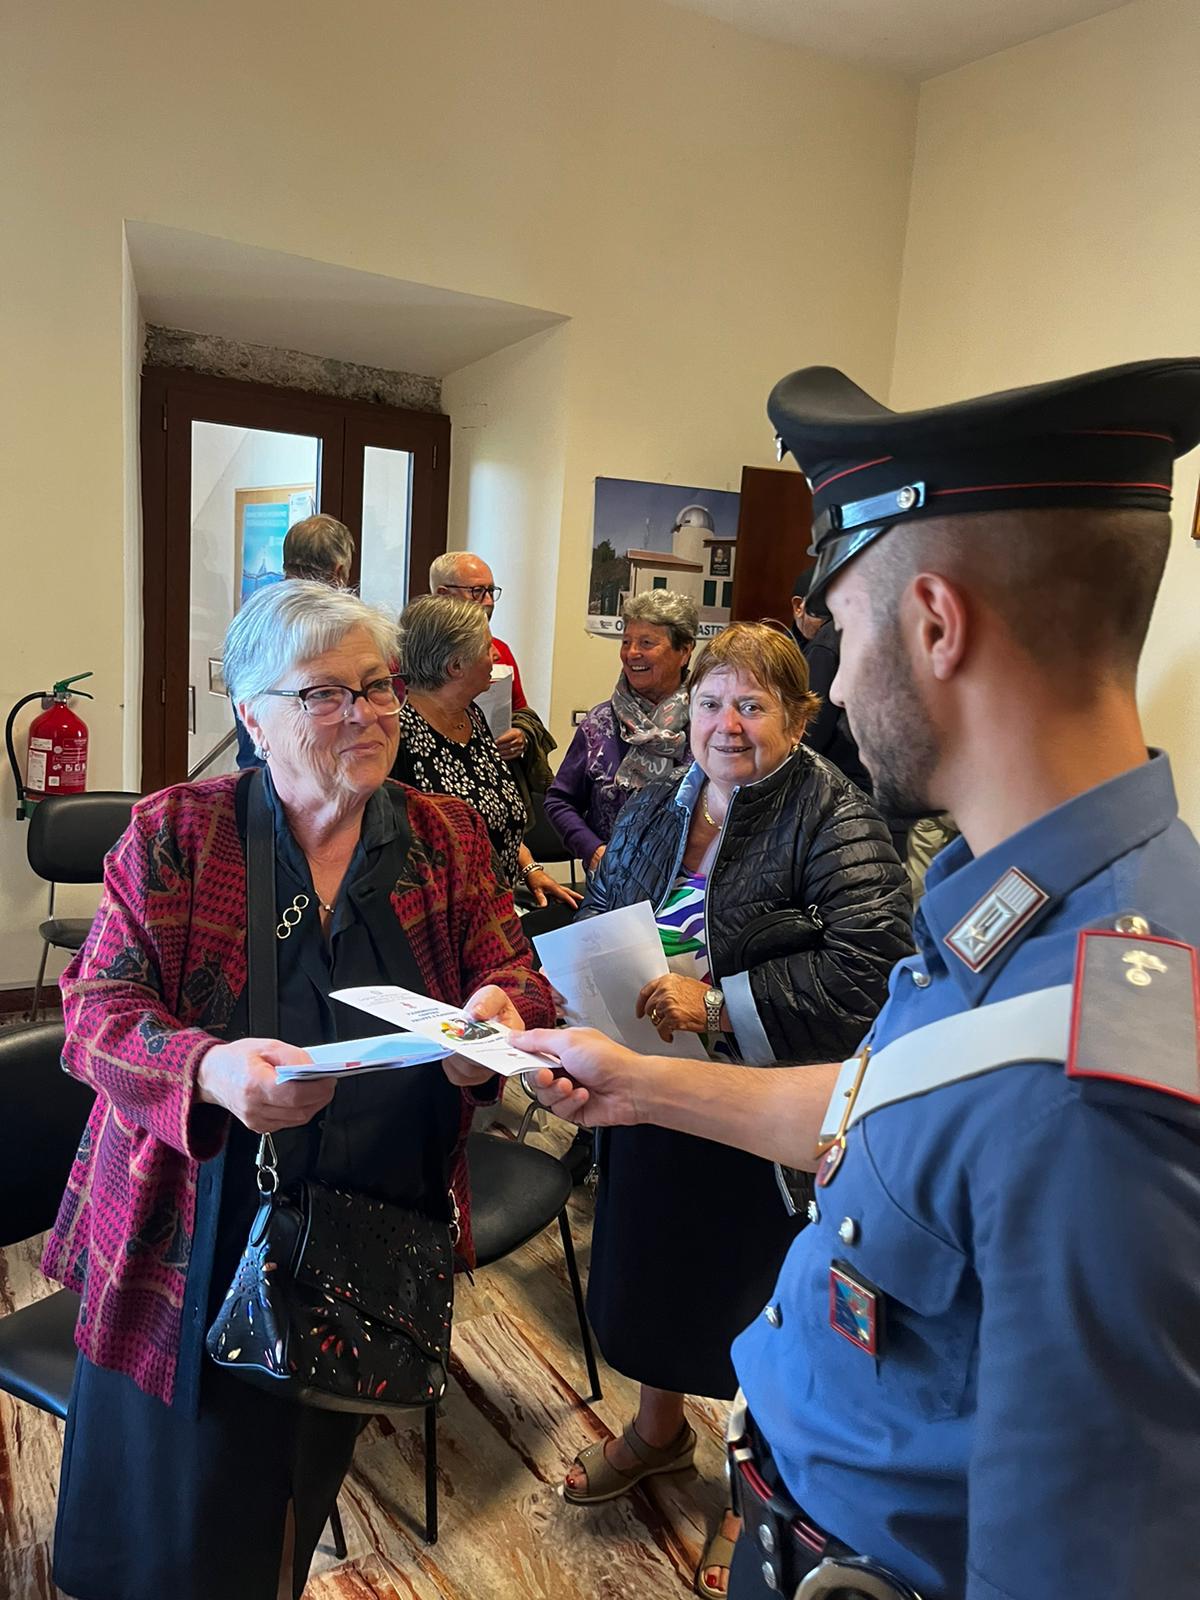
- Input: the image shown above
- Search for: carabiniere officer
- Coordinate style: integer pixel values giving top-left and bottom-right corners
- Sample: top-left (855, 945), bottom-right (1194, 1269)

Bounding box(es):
top-left (516, 357), bottom-right (1200, 1600)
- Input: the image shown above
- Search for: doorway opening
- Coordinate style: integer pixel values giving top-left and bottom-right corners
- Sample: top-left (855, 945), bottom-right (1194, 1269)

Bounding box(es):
top-left (139, 366), bottom-right (449, 791)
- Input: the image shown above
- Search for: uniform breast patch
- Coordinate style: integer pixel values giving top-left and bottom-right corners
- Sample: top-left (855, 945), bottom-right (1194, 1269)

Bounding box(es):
top-left (1067, 929), bottom-right (1200, 1104)
top-left (944, 867), bottom-right (1049, 972)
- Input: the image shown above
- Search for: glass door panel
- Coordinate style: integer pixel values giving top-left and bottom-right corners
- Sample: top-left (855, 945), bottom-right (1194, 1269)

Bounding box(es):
top-left (188, 421), bottom-right (320, 777)
top-left (357, 444), bottom-right (414, 616)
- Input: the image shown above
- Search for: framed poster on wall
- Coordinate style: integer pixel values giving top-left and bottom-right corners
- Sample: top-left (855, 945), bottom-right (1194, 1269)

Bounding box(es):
top-left (234, 484), bottom-right (315, 605)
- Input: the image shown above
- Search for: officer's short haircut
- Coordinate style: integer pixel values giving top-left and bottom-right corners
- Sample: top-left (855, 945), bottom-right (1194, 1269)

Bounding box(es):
top-left (282, 515), bottom-right (355, 583)
top-left (867, 508), bottom-right (1170, 679)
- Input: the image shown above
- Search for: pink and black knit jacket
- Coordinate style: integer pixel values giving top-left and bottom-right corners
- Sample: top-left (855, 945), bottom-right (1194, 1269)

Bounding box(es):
top-left (42, 773), bottom-right (554, 1407)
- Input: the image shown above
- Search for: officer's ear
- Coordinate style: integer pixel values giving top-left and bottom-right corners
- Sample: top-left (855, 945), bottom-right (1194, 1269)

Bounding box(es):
top-left (908, 572), bottom-right (968, 683)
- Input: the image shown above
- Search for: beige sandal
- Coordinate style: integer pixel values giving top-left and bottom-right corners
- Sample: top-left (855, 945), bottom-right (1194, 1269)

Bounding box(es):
top-left (563, 1418), bottom-right (697, 1505)
top-left (694, 1520), bottom-right (738, 1597)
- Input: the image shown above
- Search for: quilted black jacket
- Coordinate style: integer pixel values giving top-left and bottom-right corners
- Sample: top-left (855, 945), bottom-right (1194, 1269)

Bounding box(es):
top-left (581, 747), bottom-right (914, 1065)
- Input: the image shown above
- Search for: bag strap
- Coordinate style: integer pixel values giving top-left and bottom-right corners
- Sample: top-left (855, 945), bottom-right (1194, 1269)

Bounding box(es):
top-left (245, 769), bottom-right (279, 1037)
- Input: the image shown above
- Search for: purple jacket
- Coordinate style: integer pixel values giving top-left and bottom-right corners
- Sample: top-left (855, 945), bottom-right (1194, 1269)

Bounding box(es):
top-left (544, 702), bottom-right (630, 864)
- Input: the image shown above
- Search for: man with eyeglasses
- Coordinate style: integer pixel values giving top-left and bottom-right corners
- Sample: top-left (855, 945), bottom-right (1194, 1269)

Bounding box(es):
top-left (429, 552), bottom-right (529, 761)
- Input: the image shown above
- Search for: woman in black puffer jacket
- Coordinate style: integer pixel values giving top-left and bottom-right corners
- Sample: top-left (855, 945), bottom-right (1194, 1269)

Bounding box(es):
top-left (559, 623), bottom-right (913, 1596)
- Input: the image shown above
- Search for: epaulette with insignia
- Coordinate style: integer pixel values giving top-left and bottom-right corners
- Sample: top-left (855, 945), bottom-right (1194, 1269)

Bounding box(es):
top-left (1066, 917), bottom-right (1200, 1111)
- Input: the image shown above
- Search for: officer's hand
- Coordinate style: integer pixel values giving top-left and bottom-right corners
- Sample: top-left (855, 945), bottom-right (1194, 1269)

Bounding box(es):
top-left (196, 1037), bottom-right (334, 1134)
top-left (511, 1027), bottom-right (647, 1127)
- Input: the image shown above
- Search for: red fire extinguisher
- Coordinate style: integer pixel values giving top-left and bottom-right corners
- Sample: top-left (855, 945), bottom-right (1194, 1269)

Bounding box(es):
top-left (4, 672), bottom-right (93, 819)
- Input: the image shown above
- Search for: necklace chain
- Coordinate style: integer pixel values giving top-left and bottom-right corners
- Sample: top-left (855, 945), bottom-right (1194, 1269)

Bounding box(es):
top-left (701, 784), bottom-right (722, 829)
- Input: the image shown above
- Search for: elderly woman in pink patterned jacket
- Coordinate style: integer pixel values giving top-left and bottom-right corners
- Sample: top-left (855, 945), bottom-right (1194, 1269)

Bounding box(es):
top-left (43, 580), bottom-right (553, 1600)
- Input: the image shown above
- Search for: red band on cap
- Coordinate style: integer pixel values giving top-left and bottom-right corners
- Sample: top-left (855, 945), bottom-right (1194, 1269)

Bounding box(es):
top-left (1067, 429), bottom-right (1174, 442)
top-left (932, 479), bottom-right (1172, 497)
top-left (812, 456), bottom-right (894, 495)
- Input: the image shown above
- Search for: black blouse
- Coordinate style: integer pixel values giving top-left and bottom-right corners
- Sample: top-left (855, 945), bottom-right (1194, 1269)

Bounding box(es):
top-left (390, 700), bottom-right (527, 884)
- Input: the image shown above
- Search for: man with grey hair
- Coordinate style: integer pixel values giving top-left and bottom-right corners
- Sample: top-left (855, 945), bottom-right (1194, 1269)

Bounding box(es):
top-left (428, 551), bottom-right (560, 789)
top-left (282, 514), bottom-right (356, 585)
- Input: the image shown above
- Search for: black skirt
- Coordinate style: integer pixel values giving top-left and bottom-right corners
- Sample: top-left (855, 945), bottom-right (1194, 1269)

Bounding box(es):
top-left (586, 1123), bottom-right (801, 1400)
top-left (53, 1352), bottom-right (360, 1600)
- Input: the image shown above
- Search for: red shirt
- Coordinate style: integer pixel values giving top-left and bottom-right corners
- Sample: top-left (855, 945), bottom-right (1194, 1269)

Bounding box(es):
top-left (490, 635), bottom-right (528, 712)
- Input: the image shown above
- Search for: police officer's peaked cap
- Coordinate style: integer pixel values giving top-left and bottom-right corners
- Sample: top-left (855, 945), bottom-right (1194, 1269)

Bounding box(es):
top-left (768, 357), bottom-right (1200, 611)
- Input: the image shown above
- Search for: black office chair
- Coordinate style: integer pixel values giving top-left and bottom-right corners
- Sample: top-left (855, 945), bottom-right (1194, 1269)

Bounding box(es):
top-left (26, 791), bottom-right (139, 1018)
top-left (467, 1130), bottom-right (600, 1402)
top-left (523, 789), bottom-right (580, 890)
top-left (0, 1023), bottom-right (355, 1564)
top-left (0, 1022), bottom-right (91, 1421)
top-left (395, 1131), bottom-right (603, 1546)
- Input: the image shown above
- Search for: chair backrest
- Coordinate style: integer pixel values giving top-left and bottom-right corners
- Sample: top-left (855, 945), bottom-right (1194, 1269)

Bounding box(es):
top-left (523, 789), bottom-right (573, 866)
top-left (0, 1022), bottom-right (94, 1247)
top-left (26, 791), bottom-right (138, 885)
top-left (517, 901), bottom-right (579, 970)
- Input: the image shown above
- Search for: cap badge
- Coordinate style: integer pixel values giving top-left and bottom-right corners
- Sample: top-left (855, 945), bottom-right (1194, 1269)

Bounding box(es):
top-left (944, 867), bottom-right (1049, 973)
top-left (895, 484), bottom-right (919, 511)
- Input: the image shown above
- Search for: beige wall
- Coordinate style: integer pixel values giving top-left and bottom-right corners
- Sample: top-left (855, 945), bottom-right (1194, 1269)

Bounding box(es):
top-left (891, 0), bottom-right (1200, 824)
top-left (0, 0), bottom-right (917, 984)
top-left (443, 325), bottom-right (571, 718)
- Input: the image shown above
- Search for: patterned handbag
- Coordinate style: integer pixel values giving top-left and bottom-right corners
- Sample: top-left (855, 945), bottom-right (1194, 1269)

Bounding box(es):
top-left (205, 1133), bottom-right (454, 1412)
top-left (205, 770), bottom-right (454, 1413)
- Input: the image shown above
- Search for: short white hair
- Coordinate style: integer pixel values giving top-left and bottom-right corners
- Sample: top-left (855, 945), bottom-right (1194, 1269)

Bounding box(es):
top-left (223, 580), bottom-right (399, 707)
top-left (622, 589), bottom-right (699, 650)
top-left (429, 551), bottom-right (471, 590)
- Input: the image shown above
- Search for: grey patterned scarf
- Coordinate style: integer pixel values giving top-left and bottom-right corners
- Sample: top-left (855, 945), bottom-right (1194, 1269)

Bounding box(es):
top-left (610, 674), bottom-right (691, 793)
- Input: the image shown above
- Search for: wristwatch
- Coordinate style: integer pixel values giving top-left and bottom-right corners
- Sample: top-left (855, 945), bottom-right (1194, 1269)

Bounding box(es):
top-left (704, 987), bottom-right (725, 1035)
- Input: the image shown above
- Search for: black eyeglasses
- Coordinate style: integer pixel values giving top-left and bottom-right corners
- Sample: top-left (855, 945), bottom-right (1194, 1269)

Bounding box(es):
top-left (443, 583), bottom-right (502, 602)
top-left (263, 674), bottom-right (407, 723)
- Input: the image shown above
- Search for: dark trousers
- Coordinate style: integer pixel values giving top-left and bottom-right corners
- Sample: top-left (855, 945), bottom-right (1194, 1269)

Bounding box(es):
top-left (730, 1530), bottom-right (787, 1599)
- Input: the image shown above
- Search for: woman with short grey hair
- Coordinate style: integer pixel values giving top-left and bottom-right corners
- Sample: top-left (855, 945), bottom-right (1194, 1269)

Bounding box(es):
top-left (391, 595), bottom-right (580, 909)
top-left (47, 578), bottom-right (554, 1600)
top-left (545, 588), bottom-right (699, 874)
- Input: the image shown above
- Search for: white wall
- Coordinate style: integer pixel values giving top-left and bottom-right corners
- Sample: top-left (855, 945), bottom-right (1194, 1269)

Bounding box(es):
top-left (891, 0), bottom-right (1200, 823)
top-left (443, 325), bottom-right (571, 718)
top-left (2, 0), bottom-right (918, 985)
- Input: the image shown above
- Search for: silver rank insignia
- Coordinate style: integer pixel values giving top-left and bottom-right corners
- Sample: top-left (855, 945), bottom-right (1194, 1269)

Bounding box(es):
top-left (944, 866), bottom-right (1049, 972)
top-left (1067, 927), bottom-right (1200, 1105)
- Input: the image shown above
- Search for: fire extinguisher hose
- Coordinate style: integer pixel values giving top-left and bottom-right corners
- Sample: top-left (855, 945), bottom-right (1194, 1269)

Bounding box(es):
top-left (5, 691), bottom-right (48, 820)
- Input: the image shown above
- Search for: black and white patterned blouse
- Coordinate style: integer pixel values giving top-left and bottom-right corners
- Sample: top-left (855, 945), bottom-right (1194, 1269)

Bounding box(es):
top-left (390, 701), bottom-right (528, 885)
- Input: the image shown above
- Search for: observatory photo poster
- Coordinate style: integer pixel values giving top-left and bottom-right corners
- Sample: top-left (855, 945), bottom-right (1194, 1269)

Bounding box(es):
top-left (587, 477), bottom-right (740, 638)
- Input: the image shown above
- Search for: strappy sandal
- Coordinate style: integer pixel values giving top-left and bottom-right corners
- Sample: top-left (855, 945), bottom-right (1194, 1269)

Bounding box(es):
top-left (563, 1417), bottom-right (697, 1505)
top-left (694, 1519), bottom-right (738, 1597)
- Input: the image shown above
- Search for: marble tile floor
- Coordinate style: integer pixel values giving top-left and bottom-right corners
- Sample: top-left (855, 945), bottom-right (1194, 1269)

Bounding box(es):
top-left (0, 1091), bottom-right (731, 1600)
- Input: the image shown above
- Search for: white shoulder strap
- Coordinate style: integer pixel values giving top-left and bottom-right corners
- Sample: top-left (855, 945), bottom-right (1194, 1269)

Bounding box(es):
top-left (820, 984), bottom-right (1074, 1142)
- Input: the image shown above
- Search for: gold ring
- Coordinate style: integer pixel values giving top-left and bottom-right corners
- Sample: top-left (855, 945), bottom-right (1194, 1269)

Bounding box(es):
top-left (650, 1008), bottom-right (661, 1025)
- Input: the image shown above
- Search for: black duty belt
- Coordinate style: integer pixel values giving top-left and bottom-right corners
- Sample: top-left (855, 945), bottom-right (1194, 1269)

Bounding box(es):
top-left (727, 1403), bottom-right (924, 1600)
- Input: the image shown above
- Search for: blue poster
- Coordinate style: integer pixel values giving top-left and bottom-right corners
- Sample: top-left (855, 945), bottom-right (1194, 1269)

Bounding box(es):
top-left (240, 502), bottom-right (290, 603)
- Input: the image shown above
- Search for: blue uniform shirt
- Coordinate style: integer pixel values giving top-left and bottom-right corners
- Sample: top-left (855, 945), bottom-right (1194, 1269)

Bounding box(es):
top-left (733, 752), bottom-right (1200, 1600)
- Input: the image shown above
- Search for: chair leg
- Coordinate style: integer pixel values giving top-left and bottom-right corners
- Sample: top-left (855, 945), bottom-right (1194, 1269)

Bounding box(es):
top-left (424, 1402), bottom-right (439, 1544)
top-left (328, 1501), bottom-right (348, 1560)
top-left (29, 937), bottom-right (51, 1022)
top-left (557, 1207), bottom-right (602, 1402)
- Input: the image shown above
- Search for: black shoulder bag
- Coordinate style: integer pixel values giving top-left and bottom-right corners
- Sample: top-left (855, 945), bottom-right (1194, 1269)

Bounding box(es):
top-left (205, 770), bottom-right (454, 1413)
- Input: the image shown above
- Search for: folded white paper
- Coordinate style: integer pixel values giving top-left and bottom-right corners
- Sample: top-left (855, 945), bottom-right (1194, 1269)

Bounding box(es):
top-left (275, 1031), bottom-right (450, 1081)
top-left (475, 665), bottom-right (513, 738)
top-left (532, 902), bottom-right (709, 1060)
top-left (330, 985), bottom-right (549, 1076)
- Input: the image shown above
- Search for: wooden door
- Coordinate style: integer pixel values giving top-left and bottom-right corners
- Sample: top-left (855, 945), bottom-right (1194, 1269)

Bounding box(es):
top-left (729, 465), bottom-right (813, 628)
